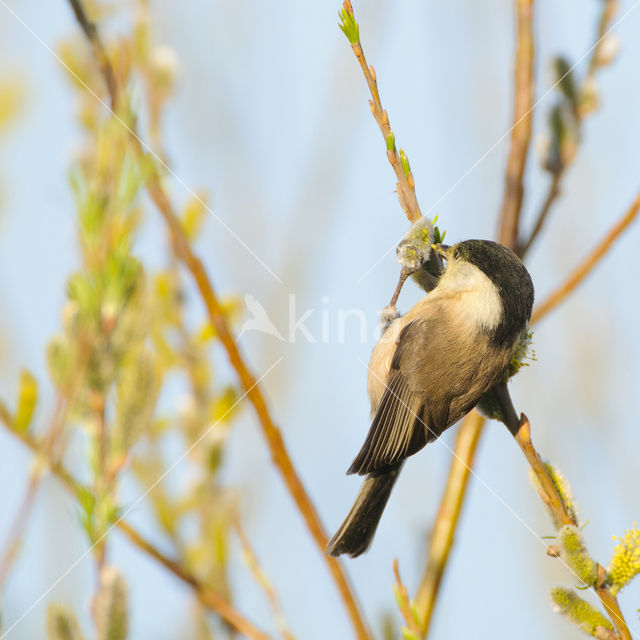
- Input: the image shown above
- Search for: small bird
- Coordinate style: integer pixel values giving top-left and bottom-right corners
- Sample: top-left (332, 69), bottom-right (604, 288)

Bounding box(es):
top-left (327, 239), bottom-right (534, 557)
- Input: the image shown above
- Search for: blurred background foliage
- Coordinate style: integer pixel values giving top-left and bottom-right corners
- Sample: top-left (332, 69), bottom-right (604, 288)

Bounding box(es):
top-left (0, 1), bottom-right (639, 639)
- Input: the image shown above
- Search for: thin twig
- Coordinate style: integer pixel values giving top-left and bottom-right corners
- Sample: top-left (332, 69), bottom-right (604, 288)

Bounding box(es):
top-left (518, 0), bottom-right (618, 256)
top-left (498, 0), bottom-right (535, 251)
top-left (340, 1), bottom-right (421, 223)
top-left (416, 3), bottom-right (535, 632)
top-left (519, 170), bottom-right (562, 257)
top-left (531, 187), bottom-right (640, 324)
top-left (64, 3), bottom-right (371, 637)
top-left (67, 0), bottom-right (119, 109)
top-left (415, 187), bottom-right (640, 636)
top-left (0, 475), bottom-right (42, 587)
top-left (417, 4), bottom-right (629, 631)
top-left (413, 411), bottom-right (485, 636)
top-left (234, 519), bottom-right (295, 640)
top-left (393, 559), bottom-right (420, 637)
top-left (0, 360), bottom-right (84, 587)
top-left (586, 0), bottom-right (619, 82)
top-left (117, 522), bottom-right (273, 640)
top-left (139, 156), bottom-right (370, 640)
top-left (513, 417), bottom-right (572, 524)
top-left (1, 423), bottom-right (272, 640)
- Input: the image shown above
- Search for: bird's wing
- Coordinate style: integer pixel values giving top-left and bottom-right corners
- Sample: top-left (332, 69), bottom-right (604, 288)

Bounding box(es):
top-left (348, 367), bottom-right (427, 475)
top-left (349, 309), bottom-right (504, 476)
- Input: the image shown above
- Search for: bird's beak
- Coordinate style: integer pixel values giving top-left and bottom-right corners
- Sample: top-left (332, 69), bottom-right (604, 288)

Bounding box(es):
top-left (432, 243), bottom-right (453, 261)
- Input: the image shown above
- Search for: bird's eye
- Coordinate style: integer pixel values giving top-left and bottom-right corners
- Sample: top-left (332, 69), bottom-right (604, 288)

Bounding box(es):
top-left (453, 248), bottom-right (460, 259)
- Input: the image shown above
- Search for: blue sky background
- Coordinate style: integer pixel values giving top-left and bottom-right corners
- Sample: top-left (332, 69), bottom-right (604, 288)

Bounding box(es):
top-left (1, 1), bottom-right (640, 639)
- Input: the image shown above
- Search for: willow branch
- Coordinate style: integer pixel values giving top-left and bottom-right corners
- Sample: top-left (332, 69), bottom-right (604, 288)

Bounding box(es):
top-left (514, 416), bottom-right (631, 640)
top-left (67, 0), bottom-right (118, 109)
top-left (0, 341), bottom-right (91, 588)
top-left (138, 154), bottom-right (370, 640)
top-left (1, 423), bottom-right (273, 640)
top-left (0, 393), bottom-right (66, 586)
top-left (587, 0), bottom-right (619, 82)
top-left (414, 411), bottom-right (485, 636)
top-left (340, 1), bottom-right (421, 223)
top-left (518, 0), bottom-right (618, 257)
top-left (519, 170), bottom-right (562, 257)
top-left (64, 2), bottom-right (371, 637)
top-left (531, 187), bottom-right (640, 323)
top-left (415, 4), bottom-right (534, 633)
top-left (117, 522), bottom-right (273, 640)
top-left (498, 0), bottom-right (535, 251)
top-left (415, 187), bottom-right (640, 636)
top-left (393, 559), bottom-right (421, 636)
top-left (234, 519), bottom-right (295, 640)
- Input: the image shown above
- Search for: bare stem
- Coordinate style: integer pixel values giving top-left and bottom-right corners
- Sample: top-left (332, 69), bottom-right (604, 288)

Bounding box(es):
top-left (393, 559), bottom-right (421, 636)
top-left (234, 519), bottom-right (295, 640)
top-left (414, 411), bottom-right (485, 636)
top-left (67, 0), bottom-right (119, 109)
top-left (65, 2), bottom-right (371, 637)
top-left (139, 157), bottom-right (370, 640)
top-left (1, 423), bottom-right (273, 640)
top-left (531, 187), bottom-right (640, 323)
top-left (518, 1), bottom-right (619, 257)
top-left (586, 0), bottom-right (619, 82)
top-left (341, 0), bottom-right (421, 223)
top-left (498, 0), bottom-right (535, 251)
top-left (518, 170), bottom-right (562, 257)
top-left (514, 416), bottom-right (631, 640)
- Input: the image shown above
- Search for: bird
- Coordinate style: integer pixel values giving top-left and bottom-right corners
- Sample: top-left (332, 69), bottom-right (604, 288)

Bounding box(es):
top-left (327, 239), bottom-right (534, 557)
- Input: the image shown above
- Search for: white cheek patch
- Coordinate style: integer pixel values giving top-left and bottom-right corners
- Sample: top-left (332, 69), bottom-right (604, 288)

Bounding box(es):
top-left (439, 261), bottom-right (503, 331)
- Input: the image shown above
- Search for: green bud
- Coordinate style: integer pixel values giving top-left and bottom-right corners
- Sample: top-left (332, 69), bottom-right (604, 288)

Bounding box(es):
top-left (338, 9), bottom-right (359, 44)
top-left (399, 149), bottom-right (411, 179)
top-left (386, 132), bottom-right (396, 152)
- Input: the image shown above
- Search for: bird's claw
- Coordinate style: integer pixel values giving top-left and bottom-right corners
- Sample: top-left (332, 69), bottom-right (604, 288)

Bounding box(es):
top-left (380, 305), bottom-right (399, 331)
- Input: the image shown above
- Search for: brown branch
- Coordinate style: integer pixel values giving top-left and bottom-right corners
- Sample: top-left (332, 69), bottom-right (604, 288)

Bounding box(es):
top-left (393, 559), bottom-right (421, 636)
top-left (518, 0), bottom-right (619, 257)
top-left (234, 519), bottom-right (295, 640)
top-left (418, 6), bottom-right (630, 631)
top-left (138, 156), bottom-right (370, 640)
top-left (340, 1), bottom-right (421, 223)
top-left (498, 0), bottom-right (535, 251)
top-left (117, 522), bottom-right (273, 640)
top-left (64, 2), bottom-right (371, 637)
top-left (413, 411), bottom-right (485, 636)
top-left (531, 187), bottom-right (640, 323)
top-left (0, 358), bottom-right (86, 587)
top-left (415, 188), bottom-right (640, 637)
top-left (1, 424), bottom-right (273, 640)
top-left (67, 0), bottom-right (119, 109)
top-left (514, 416), bottom-right (631, 640)
top-left (587, 0), bottom-right (619, 82)
top-left (0, 475), bottom-right (42, 587)
top-left (518, 169), bottom-right (562, 258)
top-left (416, 4), bottom-right (535, 633)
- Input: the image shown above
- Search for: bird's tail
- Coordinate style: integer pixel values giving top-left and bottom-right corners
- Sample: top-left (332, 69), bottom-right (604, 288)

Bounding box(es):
top-left (327, 463), bottom-right (403, 558)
